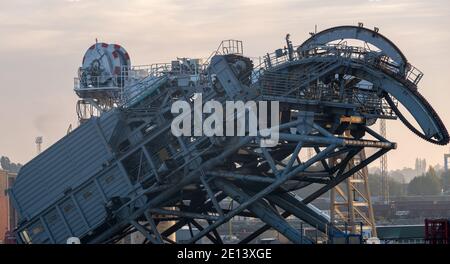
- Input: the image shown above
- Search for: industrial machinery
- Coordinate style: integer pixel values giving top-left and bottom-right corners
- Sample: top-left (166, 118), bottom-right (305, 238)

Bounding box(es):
top-left (74, 42), bottom-right (131, 123)
top-left (9, 24), bottom-right (448, 244)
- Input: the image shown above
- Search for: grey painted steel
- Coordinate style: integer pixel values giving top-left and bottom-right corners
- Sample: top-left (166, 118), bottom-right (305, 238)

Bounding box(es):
top-left (208, 56), bottom-right (246, 99)
top-left (299, 25), bottom-right (407, 69)
top-left (11, 110), bottom-right (135, 243)
top-left (12, 111), bottom-right (121, 220)
top-left (216, 179), bottom-right (313, 244)
top-left (10, 26), bottom-right (447, 244)
top-left (351, 66), bottom-right (443, 140)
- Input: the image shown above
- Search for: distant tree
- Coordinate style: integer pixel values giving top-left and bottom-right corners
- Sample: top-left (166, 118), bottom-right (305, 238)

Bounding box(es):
top-left (428, 166), bottom-right (437, 178)
top-left (441, 170), bottom-right (450, 192)
top-left (368, 173), bottom-right (381, 196)
top-left (368, 173), bottom-right (404, 197)
top-left (388, 178), bottom-right (403, 197)
top-left (407, 166), bottom-right (441, 195)
top-left (0, 156), bottom-right (22, 173)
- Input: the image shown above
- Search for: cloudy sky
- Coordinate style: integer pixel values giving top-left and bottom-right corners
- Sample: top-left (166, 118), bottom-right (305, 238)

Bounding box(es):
top-left (0, 0), bottom-right (449, 170)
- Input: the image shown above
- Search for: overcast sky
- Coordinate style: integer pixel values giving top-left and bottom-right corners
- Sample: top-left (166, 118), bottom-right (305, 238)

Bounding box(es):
top-left (0, 0), bottom-right (449, 170)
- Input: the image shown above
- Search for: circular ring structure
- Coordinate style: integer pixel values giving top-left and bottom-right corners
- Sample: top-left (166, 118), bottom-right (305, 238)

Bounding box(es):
top-left (79, 42), bottom-right (131, 91)
top-left (283, 28), bottom-right (449, 145)
top-left (298, 25), bottom-right (408, 71)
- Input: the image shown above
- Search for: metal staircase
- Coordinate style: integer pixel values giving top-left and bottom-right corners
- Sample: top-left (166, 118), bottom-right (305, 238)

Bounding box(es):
top-left (122, 75), bottom-right (169, 108)
top-left (258, 59), bottom-right (342, 99)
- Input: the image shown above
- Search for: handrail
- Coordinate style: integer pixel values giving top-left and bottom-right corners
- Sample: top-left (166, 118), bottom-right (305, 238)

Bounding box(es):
top-left (252, 44), bottom-right (402, 118)
top-left (202, 40), bottom-right (244, 69)
top-left (254, 43), bottom-right (423, 88)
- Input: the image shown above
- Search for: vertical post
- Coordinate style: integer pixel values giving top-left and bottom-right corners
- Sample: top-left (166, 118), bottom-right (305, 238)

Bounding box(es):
top-left (361, 222), bottom-right (363, 244)
top-left (445, 155), bottom-right (448, 172)
top-left (300, 222), bottom-right (303, 244)
top-left (380, 119), bottom-right (389, 203)
top-left (361, 150), bottom-right (378, 237)
top-left (285, 34), bottom-right (294, 61)
top-left (444, 154), bottom-right (450, 192)
top-left (35, 136), bottom-right (43, 155)
top-left (329, 132), bottom-right (378, 238)
top-left (315, 224), bottom-right (318, 244)
top-left (329, 156), bottom-right (336, 228)
top-left (345, 222), bottom-right (349, 244)
top-left (346, 176), bottom-right (355, 232)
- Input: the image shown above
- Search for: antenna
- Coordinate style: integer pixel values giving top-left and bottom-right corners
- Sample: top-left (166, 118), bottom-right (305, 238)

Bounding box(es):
top-left (35, 136), bottom-right (43, 155)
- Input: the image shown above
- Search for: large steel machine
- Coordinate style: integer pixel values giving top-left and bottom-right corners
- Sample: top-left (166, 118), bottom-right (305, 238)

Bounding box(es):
top-left (9, 24), bottom-right (448, 244)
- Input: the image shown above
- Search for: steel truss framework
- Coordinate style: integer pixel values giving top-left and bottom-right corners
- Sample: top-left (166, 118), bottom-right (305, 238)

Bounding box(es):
top-left (87, 27), bottom-right (438, 243)
top-left (330, 148), bottom-right (377, 237)
top-left (12, 25), bottom-right (448, 244)
top-left (86, 117), bottom-right (394, 244)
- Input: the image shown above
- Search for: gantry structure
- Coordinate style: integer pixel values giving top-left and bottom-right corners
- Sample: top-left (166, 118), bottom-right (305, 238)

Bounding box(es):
top-left (10, 24), bottom-right (448, 244)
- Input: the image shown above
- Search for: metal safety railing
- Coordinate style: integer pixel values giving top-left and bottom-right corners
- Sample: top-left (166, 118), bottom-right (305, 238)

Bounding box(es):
top-left (299, 43), bottom-right (424, 86)
top-left (253, 53), bottom-right (397, 118)
top-left (255, 42), bottom-right (424, 87)
top-left (74, 66), bottom-right (129, 92)
top-left (202, 39), bottom-right (244, 69)
top-left (241, 43), bottom-right (416, 118)
top-left (75, 58), bottom-right (207, 108)
top-left (121, 59), bottom-right (206, 108)
top-left (128, 63), bottom-right (172, 79)
top-left (257, 59), bottom-right (340, 96)
top-left (121, 75), bottom-right (168, 108)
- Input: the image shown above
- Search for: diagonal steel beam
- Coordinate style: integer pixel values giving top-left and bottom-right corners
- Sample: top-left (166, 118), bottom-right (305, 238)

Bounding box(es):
top-left (130, 220), bottom-right (159, 244)
top-left (216, 179), bottom-right (313, 244)
top-left (184, 144), bottom-right (336, 244)
top-left (303, 148), bottom-right (390, 204)
top-left (266, 192), bottom-right (339, 236)
top-left (189, 220), bottom-right (222, 244)
top-left (239, 146), bottom-right (391, 244)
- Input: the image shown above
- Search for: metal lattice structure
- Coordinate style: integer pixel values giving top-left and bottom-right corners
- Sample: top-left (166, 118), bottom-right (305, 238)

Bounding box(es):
top-left (380, 119), bottom-right (389, 203)
top-left (330, 137), bottom-right (377, 237)
top-left (9, 25), bottom-right (449, 244)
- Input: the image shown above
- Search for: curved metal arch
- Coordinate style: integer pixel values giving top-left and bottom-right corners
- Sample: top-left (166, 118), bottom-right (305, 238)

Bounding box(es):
top-left (349, 66), bottom-right (447, 144)
top-left (265, 59), bottom-right (448, 145)
top-left (298, 26), bottom-right (408, 69)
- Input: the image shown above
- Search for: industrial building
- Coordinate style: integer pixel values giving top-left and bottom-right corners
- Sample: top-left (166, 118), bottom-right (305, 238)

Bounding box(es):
top-left (0, 168), bottom-right (17, 244)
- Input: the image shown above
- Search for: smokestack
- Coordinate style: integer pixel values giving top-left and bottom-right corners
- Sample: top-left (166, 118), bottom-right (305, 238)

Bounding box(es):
top-left (35, 136), bottom-right (43, 155)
